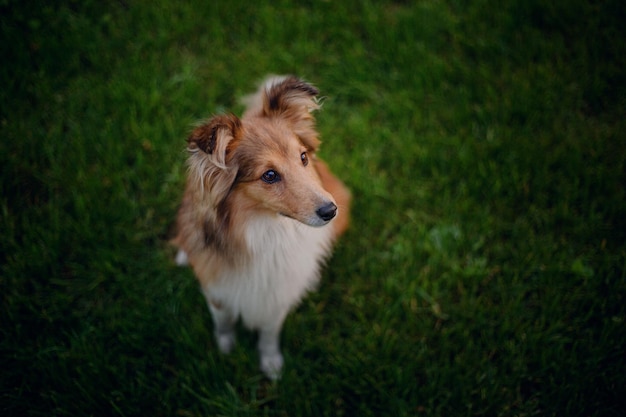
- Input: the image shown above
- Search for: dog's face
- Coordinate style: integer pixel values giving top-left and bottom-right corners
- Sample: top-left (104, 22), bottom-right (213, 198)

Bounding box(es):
top-left (186, 76), bottom-right (337, 228)
top-left (234, 118), bottom-right (337, 227)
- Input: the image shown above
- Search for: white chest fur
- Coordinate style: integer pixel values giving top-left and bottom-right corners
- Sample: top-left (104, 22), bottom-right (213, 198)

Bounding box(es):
top-left (207, 214), bottom-right (334, 330)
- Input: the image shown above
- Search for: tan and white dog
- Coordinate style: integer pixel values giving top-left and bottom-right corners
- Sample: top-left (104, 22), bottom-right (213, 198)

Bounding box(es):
top-left (173, 76), bottom-right (350, 379)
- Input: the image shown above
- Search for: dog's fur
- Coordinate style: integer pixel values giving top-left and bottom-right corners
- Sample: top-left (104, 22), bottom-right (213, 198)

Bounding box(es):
top-left (173, 76), bottom-right (350, 379)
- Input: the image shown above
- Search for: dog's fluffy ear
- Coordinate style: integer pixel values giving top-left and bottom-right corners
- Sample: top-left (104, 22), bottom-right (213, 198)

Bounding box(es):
top-left (244, 76), bottom-right (321, 150)
top-left (188, 114), bottom-right (242, 164)
top-left (186, 114), bottom-right (242, 198)
top-left (262, 76), bottom-right (319, 115)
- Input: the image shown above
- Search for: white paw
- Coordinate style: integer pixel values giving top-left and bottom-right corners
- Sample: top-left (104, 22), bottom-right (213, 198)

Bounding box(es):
top-left (175, 249), bottom-right (188, 266)
top-left (216, 332), bottom-right (236, 354)
top-left (260, 352), bottom-right (284, 381)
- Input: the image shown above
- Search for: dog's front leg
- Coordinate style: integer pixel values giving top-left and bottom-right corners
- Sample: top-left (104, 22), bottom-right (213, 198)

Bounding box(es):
top-left (207, 298), bottom-right (237, 354)
top-left (257, 317), bottom-right (286, 380)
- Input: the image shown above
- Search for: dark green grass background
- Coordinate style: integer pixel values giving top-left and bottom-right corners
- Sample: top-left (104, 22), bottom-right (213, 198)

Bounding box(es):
top-left (2, 0), bottom-right (625, 415)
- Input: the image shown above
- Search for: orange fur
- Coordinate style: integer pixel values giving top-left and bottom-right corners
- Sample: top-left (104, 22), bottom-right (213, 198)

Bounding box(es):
top-left (173, 76), bottom-right (350, 379)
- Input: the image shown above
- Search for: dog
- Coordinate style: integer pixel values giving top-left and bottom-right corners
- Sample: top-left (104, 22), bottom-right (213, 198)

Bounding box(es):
top-left (172, 76), bottom-right (350, 379)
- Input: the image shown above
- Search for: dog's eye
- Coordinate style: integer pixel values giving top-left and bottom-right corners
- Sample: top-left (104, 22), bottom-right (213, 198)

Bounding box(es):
top-left (301, 152), bottom-right (309, 166)
top-left (261, 170), bottom-right (280, 184)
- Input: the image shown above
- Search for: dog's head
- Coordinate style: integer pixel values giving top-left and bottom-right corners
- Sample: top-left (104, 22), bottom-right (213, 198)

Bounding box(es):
top-left (187, 76), bottom-right (337, 227)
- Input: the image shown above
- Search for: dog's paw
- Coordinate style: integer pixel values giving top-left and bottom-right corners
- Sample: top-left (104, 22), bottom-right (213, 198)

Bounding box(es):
top-left (175, 249), bottom-right (189, 266)
top-left (260, 352), bottom-right (284, 381)
top-left (216, 332), bottom-right (236, 354)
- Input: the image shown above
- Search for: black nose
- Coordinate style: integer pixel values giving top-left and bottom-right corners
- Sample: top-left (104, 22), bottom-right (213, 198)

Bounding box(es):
top-left (316, 202), bottom-right (337, 222)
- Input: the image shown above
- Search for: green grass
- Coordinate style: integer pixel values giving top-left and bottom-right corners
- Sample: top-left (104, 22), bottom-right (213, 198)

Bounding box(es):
top-left (2, 0), bottom-right (625, 415)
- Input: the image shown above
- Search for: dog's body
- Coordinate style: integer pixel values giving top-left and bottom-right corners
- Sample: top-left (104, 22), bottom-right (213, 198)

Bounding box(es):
top-left (173, 76), bottom-right (350, 379)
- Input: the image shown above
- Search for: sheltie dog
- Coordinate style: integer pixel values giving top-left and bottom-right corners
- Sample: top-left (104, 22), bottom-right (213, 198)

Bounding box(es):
top-left (173, 76), bottom-right (351, 379)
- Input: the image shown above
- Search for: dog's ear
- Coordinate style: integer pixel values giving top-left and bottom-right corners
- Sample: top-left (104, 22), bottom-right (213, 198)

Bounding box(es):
top-left (263, 76), bottom-right (319, 115)
top-left (244, 76), bottom-right (321, 151)
top-left (186, 114), bottom-right (242, 199)
top-left (188, 114), bottom-right (242, 162)
top-left (264, 76), bottom-right (321, 150)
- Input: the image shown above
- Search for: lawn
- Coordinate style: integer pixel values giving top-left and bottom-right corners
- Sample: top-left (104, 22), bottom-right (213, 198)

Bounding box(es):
top-left (1, 0), bottom-right (625, 415)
